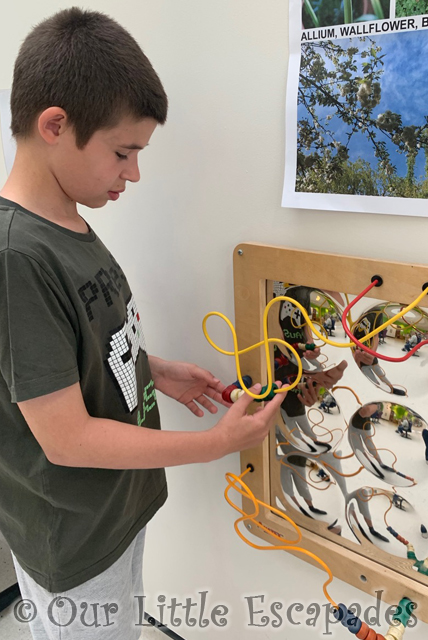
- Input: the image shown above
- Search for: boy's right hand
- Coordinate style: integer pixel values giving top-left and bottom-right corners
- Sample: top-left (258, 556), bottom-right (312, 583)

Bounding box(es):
top-left (353, 348), bottom-right (375, 367)
top-left (210, 382), bottom-right (285, 457)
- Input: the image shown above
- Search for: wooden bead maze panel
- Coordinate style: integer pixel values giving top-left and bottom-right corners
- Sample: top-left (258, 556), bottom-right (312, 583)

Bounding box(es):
top-left (233, 243), bottom-right (428, 622)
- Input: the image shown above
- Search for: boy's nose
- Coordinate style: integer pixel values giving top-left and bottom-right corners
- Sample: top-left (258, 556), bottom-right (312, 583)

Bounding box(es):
top-left (120, 162), bottom-right (140, 183)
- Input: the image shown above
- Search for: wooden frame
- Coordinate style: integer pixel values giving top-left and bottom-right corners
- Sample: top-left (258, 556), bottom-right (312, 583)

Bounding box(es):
top-left (233, 242), bottom-right (428, 622)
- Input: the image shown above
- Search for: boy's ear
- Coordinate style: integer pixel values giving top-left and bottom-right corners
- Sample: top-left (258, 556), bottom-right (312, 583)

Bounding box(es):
top-left (37, 107), bottom-right (69, 145)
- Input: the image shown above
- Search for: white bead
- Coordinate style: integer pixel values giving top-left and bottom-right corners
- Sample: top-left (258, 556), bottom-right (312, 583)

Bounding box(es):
top-left (230, 388), bottom-right (245, 403)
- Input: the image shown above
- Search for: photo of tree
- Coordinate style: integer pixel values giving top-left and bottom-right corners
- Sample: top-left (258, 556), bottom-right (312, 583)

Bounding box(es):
top-left (302, 0), bottom-right (390, 29)
top-left (296, 32), bottom-right (428, 197)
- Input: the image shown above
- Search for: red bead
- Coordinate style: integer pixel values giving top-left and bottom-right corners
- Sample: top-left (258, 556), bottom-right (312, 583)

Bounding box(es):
top-left (357, 623), bottom-right (370, 640)
top-left (275, 353), bottom-right (289, 367)
top-left (222, 384), bottom-right (238, 403)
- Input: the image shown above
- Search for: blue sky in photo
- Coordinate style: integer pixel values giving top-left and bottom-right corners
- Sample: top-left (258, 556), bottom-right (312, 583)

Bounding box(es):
top-left (298, 31), bottom-right (428, 178)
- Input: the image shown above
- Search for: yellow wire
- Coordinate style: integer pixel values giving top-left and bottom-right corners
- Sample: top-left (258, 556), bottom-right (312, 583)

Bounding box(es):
top-left (202, 309), bottom-right (302, 400)
top-left (203, 287), bottom-right (428, 402)
top-left (357, 287), bottom-right (428, 342)
top-left (225, 469), bottom-right (337, 609)
top-left (344, 293), bottom-right (353, 327)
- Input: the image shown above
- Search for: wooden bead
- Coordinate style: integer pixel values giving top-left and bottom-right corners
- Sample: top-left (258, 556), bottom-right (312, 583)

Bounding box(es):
top-left (384, 623), bottom-right (405, 640)
top-left (274, 354), bottom-right (289, 368)
top-left (230, 388), bottom-right (244, 403)
top-left (254, 383), bottom-right (279, 402)
top-left (233, 375), bottom-right (252, 388)
top-left (222, 384), bottom-right (238, 403)
top-left (356, 622), bottom-right (371, 640)
top-left (365, 629), bottom-right (378, 640)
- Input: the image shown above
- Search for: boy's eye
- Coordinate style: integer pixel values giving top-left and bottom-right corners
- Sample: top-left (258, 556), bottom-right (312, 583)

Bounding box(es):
top-left (116, 152), bottom-right (128, 160)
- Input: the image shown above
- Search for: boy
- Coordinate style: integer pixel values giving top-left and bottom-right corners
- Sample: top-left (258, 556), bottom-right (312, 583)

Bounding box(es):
top-left (0, 8), bottom-right (284, 639)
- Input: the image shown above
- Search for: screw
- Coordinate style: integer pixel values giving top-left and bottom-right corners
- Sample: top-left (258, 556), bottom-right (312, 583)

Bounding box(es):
top-left (247, 523), bottom-right (252, 529)
top-left (238, 249), bottom-right (243, 256)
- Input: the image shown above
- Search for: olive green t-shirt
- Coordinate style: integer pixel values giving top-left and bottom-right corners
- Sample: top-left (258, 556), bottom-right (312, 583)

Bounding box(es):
top-left (0, 197), bottom-right (167, 592)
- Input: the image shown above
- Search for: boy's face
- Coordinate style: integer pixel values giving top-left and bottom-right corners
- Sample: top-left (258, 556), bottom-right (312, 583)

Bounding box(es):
top-left (52, 115), bottom-right (158, 208)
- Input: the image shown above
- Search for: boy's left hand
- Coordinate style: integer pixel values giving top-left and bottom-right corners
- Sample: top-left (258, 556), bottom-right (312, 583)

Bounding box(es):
top-left (149, 357), bottom-right (228, 417)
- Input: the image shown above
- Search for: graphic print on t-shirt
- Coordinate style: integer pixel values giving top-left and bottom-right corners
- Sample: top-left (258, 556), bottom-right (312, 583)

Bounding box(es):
top-left (353, 310), bottom-right (383, 349)
top-left (105, 294), bottom-right (147, 413)
top-left (354, 316), bottom-right (371, 338)
top-left (280, 299), bottom-right (302, 326)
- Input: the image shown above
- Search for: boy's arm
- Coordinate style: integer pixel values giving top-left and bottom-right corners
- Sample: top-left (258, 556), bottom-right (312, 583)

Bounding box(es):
top-left (17, 381), bottom-right (284, 469)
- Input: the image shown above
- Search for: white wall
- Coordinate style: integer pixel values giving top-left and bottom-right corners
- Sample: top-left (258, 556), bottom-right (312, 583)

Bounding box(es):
top-left (1, 2), bottom-right (427, 638)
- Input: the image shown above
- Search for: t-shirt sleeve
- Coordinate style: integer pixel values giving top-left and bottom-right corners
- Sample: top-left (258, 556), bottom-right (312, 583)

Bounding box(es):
top-left (0, 249), bottom-right (80, 402)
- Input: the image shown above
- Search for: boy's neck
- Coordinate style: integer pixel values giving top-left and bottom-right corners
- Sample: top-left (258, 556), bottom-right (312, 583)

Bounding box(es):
top-left (0, 144), bottom-right (89, 234)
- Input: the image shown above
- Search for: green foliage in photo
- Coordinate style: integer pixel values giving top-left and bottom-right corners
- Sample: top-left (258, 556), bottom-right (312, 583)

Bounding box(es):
top-left (302, 0), bottom-right (389, 28)
top-left (396, 0), bottom-right (428, 17)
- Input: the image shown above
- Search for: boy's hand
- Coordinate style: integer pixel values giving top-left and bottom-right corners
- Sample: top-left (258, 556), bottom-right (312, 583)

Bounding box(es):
top-left (353, 348), bottom-right (375, 367)
top-left (297, 380), bottom-right (320, 407)
top-left (308, 360), bottom-right (348, 388)
top-left (302, 346), bottom-right (321, 360)
top-left (149, 357), bottom-right (228, 417)
top-left (211, 382), bottom-right (285, 455)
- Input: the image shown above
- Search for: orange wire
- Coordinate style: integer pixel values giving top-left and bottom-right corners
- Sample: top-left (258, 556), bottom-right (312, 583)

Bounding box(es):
top-left (307, 408), bottom-right (344, 445)
top-left (331, 385), bottom-right (362, 405)
top-left (323, 462), bottom-right (365, 478)
top-left (225, 469), bottom-right (337, 609)
top-left (279, 458), bottom-right (334, 492)
top-left (308, 466), bottom-right (338, 488)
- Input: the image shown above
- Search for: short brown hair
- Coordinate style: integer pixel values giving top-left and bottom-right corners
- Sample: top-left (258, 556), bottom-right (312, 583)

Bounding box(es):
top-left (11, 7), bottom-right (168, 148)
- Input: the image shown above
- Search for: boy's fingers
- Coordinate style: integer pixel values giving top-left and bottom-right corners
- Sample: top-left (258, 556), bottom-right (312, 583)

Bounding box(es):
top-left (231, 381), bottom-right (286, 416)
top-left (233, 381), bottom-right (281, 410)
top-left (257, 386), bottom-right (286, 420)
top-left (232, 384), bottom-right (262, 413)
top-left (335, 360), bottom-right (348, 374)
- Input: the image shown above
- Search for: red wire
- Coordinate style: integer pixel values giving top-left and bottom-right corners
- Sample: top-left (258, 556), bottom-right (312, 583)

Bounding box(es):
top-left (341, 280), bottom-right (428, 363)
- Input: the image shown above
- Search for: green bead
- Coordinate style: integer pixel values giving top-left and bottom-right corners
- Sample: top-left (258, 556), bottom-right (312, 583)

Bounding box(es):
top-left (415, 561), bottom-right (428, 576)
top-left (392, 597), bottom-right (416, 627)
top-left (255, 383), bottom-right (278, 402)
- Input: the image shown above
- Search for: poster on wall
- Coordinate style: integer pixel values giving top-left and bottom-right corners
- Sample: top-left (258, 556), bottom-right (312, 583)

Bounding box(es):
top-left (282, 0), bottom-right (428, 216)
